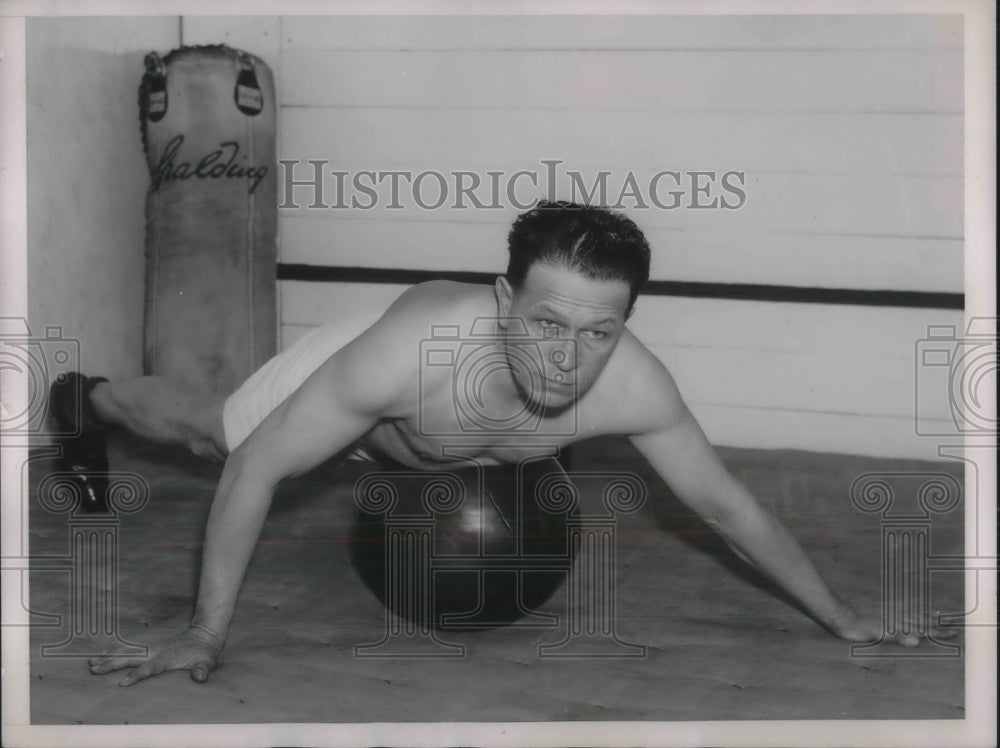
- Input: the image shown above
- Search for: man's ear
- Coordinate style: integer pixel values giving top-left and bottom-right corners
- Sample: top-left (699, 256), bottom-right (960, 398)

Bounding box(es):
top-left (495, 276), bottom-right (514, 328)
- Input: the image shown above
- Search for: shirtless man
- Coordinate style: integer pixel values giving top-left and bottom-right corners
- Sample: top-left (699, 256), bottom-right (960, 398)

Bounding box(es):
top-left (62, 202), bottom-right (932, 687)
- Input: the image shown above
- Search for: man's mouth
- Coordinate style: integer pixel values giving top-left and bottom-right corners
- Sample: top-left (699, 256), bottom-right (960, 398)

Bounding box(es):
top-left (546, 377), bottom-right (575, 388)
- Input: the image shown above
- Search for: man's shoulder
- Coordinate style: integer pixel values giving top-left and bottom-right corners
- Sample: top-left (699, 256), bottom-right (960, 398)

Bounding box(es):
top-left (592, 328), bottom-right (685, 432)
top-left (381, 280), bottom-right (489, 328)
top-left (337, 280), bottom-right (488, 381)
top-left (612, 327), bottom-right (676, 388)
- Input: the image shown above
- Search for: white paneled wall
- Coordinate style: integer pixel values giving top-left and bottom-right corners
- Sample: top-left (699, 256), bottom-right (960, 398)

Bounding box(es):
top-left (27, 17), bottom-right (181, 381)
top-left (186, 15), bottom-right (964, 459)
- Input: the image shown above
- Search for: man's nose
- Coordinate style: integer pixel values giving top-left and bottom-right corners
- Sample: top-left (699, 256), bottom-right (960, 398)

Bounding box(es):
top-left (548, 340), bottom-right (577, 371)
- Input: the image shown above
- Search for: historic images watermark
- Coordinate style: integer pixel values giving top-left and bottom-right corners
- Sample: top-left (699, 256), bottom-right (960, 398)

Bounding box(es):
top-left (9, 458), bottom-right (151, 660)
top-left (0, 318), bottom-right (151, 660)
top-left (849, 317), bottom-right (998, 658)
top-left (0, 317), bottom-right (82, 440)
top-left (417, 316), bottom-right (579, 439)
top-left (849, 471), bottom-right (964, 659)
top-left (350, 460), bottom-right (649, 660)
top-left (277, 158), bottom-right (747, 212)
top-left (914, 317), bottom-right (997, 437)
top-left (351, 316), bottom-right (648, 658)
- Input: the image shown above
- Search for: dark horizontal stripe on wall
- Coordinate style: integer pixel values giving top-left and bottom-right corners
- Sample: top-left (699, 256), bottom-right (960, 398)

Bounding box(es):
top-left (277, 263), bottom-right (964, 310)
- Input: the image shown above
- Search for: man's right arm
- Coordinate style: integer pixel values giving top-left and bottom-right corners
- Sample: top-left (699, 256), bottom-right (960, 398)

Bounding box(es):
top-left (190, 338), bottom-right (404, 646)
top-left (90, 299), bottom-right (423, 686)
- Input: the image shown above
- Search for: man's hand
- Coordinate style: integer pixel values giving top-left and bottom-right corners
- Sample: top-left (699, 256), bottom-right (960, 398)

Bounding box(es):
top-left (829, 605), bottom-right (960, 647)
top-left (88, 626), bottom-right (223, 686)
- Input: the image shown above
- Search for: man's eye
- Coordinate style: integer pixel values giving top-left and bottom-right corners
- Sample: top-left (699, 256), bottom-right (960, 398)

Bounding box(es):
top-left (585, 330), bottom-right (608, 340)
top-left (539, 319), bottom-right (559, 329)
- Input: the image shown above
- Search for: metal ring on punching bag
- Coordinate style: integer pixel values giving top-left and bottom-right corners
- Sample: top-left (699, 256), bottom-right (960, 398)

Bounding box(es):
top-left (138, 45), bottom-right (277, 396)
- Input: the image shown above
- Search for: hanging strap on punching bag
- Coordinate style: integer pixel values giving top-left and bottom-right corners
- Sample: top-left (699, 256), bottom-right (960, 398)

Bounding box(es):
top-left (142, 52), bottom-right (168, 122)
top-left (234, 51), bottom-right (264, 116)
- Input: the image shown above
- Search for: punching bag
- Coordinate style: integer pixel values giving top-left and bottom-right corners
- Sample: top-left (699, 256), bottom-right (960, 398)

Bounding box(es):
top-left (138, 45), bottom-right (277, 395)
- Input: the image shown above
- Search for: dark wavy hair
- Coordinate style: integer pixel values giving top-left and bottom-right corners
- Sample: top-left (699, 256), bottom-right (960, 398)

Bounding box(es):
top-left (506, 201), bottom-right (651, 313)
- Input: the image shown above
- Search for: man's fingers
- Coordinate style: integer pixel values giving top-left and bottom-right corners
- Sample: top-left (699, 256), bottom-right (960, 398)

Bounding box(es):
top-left (119, 660), bottom-right (161, 687)
top-left (88, 653), bottom-right (135, 667)
top-left (89, 656), bottom-right (146, 674)
top-left (87, 635), bottom-right (225, 686)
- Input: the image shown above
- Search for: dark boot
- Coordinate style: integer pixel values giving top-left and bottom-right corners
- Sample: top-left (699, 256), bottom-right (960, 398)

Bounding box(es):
top-left (48, 373), bottom-right (111, 513)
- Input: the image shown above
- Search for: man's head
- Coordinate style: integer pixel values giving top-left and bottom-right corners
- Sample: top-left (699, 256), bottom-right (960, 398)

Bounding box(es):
top-left (494, 202), bottom-right (651, 410)
top-left (504, 200), bottom-right (651, 316)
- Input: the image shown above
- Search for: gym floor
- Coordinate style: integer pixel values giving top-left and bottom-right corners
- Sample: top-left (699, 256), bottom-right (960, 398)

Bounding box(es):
top-left (27, 434), bottom-right (964, 724)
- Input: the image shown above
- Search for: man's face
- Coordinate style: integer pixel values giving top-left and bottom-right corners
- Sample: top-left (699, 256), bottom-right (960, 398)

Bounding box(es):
top-left (496, 262), bottom-right (631, 410)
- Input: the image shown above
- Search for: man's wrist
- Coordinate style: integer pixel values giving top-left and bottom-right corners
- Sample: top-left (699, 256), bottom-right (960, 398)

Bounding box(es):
top-left (187, 621), bottom-right (227, 651)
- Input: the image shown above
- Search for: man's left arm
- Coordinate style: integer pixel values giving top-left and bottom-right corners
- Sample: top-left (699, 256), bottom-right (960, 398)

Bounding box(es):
top-left (627, 379), bottom-right (915, 645)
